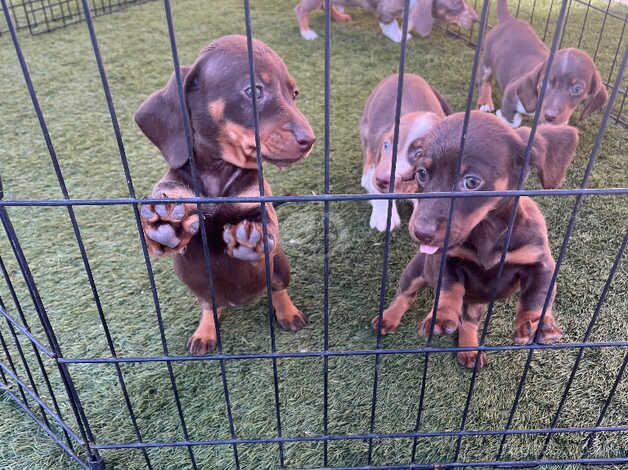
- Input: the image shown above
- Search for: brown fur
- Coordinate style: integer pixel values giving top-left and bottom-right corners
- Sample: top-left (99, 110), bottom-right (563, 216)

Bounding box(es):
top-left (135, 36), bottom-right (315, 355)
top-left (373, 112), bottom-right (578, 368)
top-left (477, 0), bottom-right (608, 126)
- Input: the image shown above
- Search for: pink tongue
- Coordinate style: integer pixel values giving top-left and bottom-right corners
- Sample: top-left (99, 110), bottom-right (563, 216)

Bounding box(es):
top-left (420, 244), bottom-right (439, 255)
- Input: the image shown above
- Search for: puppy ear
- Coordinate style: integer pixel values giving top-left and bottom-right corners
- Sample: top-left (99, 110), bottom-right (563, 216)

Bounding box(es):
top-left (135, 66), bottom-right (193, 169)
top-left (515, 125), bottom-right (579, 189)
top-left (579, 69), bottom-right (608, 122)
top-left (515, 61), bottom-right (545, 113)
top-left (412, 0), bottom-right (434, 37)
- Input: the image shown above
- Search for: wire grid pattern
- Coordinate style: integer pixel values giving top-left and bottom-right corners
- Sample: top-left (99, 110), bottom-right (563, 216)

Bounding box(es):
top-left (0, 0), bottom-right (626, 468)
top-left (0, 0), bottom-right (155, 35)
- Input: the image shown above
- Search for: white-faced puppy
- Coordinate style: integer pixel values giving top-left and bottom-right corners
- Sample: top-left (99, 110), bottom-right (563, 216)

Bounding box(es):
top-left (360, 73), bottom-right (452, 231)
top-left (294, 0), bottom-right (478, 43)
top-left (372, 112), bottom-right (579, 368)
top-left (477, 0), bottom-right (608, 127)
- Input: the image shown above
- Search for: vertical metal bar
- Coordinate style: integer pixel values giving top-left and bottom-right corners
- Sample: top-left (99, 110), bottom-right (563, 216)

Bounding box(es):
top-left (496, 47), bottom-right (627, 462)
top-left (576, 0), bottom-right (592, 49)
top-left (559, 0), bottom-right (574, 48)
top-left (0, 254), bottom-right (74, 449)
top-left (542, 0), bottom-right (555, 41)
top-left (539, 232), bottom-right (626, 458)
top-left (242, 1), bottom-right (286, 465)
top-left (0, 318), bottom-right (31, 407)
top-left (322, 0), bottom-right (331, 466)
top-left (410, 0), bottom-right (491, 463)
top-left (161, 0), bottom-right (239, 466)
top-left (606, 21), bottom-right (626, 84)
top-left (592, 0), bottom-right (613, 62)
top-left (581, 352), bottom-right (628, 457)
top-left (367, 0), bottom-right (410, 463)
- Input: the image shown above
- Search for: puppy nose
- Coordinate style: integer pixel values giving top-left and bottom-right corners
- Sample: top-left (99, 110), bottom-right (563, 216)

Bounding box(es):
top-left (293, 127), bottom-right (315, 152)
top-left (413, 223), bottom-right (437, 244)
top-left (544, 111), bottom-right (558, 123)
top-left (375, 175), bottom-right (389, 192)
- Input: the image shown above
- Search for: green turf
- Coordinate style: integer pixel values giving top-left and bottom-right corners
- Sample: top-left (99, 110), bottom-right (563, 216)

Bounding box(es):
top-left (0, 0), bottom-right (626, 468)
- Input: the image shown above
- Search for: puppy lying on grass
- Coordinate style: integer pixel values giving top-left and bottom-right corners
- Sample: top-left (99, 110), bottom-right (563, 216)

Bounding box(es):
top-left (372, 111), bottom-right (579, 368)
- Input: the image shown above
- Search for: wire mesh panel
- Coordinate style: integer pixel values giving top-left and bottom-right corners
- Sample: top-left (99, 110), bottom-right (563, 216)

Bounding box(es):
top-left (0, 0), bottom-right (626, 468)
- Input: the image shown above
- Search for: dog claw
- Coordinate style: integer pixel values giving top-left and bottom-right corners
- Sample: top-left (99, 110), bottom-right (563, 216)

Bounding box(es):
top-left (236, 223), bottom-right (248, 242)
top-left (140, 194), bottom-right (197, 256)
top-left (457, 351), bottom-right (487, 369)
top-left (140, 205), bottom-right (156, 220)
top-left (170, 204), bottom-right (185, 221)
top-left (277, 310), bottom-right (307, 332)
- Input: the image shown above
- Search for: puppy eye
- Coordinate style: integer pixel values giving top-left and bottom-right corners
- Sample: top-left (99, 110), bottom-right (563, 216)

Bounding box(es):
top-left (570, 83), bottom-right (583, 96)
top-left (382, 140), bottom-right (391, 151)
top-left (410, 146), bottom-right (423, 162)
top-left (461, 174), bottom-right (482, 191)
top-left (292, 89), bottom-right (299, 100)
top-left (190, 75), bottom-right (200, 90)
top-left (244, 85), bottom-right (264, 101)
top-left (416, 167), bottom-right (428, 185)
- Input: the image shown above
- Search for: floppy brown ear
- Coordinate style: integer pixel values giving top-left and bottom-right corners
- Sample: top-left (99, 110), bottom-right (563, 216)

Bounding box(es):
top-left (411, 0), bottom-right (434, 37)
top-left (515, 61), bottom-right (545, 113)
top-left (579, 69), bottom-right (608, 122)
top-left (134, 66), bottom-right (193, 169)
top-left (515, 124), bottom-right (579, 189)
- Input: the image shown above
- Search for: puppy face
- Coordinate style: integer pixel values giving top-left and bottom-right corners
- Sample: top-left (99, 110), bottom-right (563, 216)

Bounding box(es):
top-left (535, 49), bottom-right (608, 125)
top-left (433, 0), bottom-right (479, 30)
top-left (408, 112), bottom-right (578, 254)
top-left (135, 35), bottom-right (315, 170)
top-left (372, 112), bottom-right (441, 193)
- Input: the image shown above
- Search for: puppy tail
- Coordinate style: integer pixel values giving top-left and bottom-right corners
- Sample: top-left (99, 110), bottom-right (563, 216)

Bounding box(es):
top-left (497, 0), bottom-right (513, 22)
top-left (430, 85), bottom-right (454, 116)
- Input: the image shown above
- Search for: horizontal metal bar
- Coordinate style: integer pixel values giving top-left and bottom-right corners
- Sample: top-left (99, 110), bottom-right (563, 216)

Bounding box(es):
top-left (0, 385), bottom-right (90, 469)
top-left (0, 305), bottom-right (55, 358)
top-left (57, 340), bottom-right (628, 364)
top-left (92, 424), bottom-right (627, 449)
top-left (572, 0), bottom-right (628, 21)
top-left (0, 187), bottom-right (626, 208)
top-left (315, 456), bottom-right (628, 469)
top-left (0, 362), bottom-right (84, 444)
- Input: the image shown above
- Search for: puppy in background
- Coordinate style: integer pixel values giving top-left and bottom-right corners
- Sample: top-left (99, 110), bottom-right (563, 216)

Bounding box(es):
top-left (372, 112), bottom-right (579, 368)
top-left (360, 73), bottom-right (452, 231)
top-left (477, 0), bottom-right (608, 127)
top-left (136, 36), bottom-right (315, 355)
top-left (295, 0), bottom-right (478, 42)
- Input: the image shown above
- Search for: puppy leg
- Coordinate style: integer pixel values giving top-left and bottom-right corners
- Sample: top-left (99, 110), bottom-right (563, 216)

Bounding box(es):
top-left (497, 83), bottom-right (524, 128)
top-left (456, 303), bottom-right (487, 369)
top-left (330, 4), bottom-right (351, 21)
top-left (187, 301), bottom-right (221, 355)
top-left (362, 165), bottom-right (401, 232)
top-left (295, 0), bottom-right (322, 40)
top-left (477, 65), bottom-right (495, 112)
top-left (514, 262), bottom-right (562, 344)
top-left (372, 252), bottom-right (426, 334)
top-left (378, 20), bottom-right (407, 43)
top-left (271, 248), bottom-right (306, 332)
top-left (419, 282), bottom-right (464, 337)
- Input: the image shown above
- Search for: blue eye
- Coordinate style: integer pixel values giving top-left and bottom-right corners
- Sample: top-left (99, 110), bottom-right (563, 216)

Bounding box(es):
top-left (570, 83), bottom-right (583, 96)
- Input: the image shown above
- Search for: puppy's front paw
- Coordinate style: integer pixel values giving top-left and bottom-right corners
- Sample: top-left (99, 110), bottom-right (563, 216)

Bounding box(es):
top-left (223, 220), bottom-right (274, 262)
top-left (140, 195), bottom-right (199, 257)
top-left (277, 308), bottom-right (307, 332)
top-left (496, 109), bottom-right (522, 128)
top-left (514, 317), bottom-right (562, 344)
top-left (371, 313), bottom-right (399, 336)
top-left (418, 312), bottom-right (459, 336)
top-left (300, 29), bottom-right (318, 40)
top-left (457, 351), bottom-right (487, 369)
top-left (478, 99), bottom-right (495, 113)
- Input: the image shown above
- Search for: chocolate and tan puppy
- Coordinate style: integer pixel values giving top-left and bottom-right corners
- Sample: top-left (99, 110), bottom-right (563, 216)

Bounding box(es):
top-left (372, 112), bottom-right (579, 367)
top-left (136, 36), bottom-right (315, 354)
top-left (360, 73), bottom-right (452, 231)
top-left (295, 0), bottom-right (478, 42)
top-left (477, 0), bottom-right (608, 127)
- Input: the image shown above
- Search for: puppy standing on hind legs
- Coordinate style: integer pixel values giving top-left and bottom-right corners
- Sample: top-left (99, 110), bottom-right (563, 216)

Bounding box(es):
top-left (372, 112), bottom-right (579, 368)
top-left (136, 36), bottom-right (315, 355)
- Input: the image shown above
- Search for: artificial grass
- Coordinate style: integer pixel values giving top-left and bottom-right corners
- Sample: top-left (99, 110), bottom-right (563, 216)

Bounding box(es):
top-left (0, 0), bottom-right (626, 468)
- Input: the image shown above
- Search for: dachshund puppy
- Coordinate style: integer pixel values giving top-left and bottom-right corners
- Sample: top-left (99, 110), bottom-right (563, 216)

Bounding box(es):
top-left (360, 73), bottom-right (452, 231)
top-left (477, 0), bottom-right (608, 127)
top-left (372, 112), bottom-right (579, 368)
top-left (136, 36), bottom-right (315, 355)
top-left (295, 0), bottom-right (478, 42)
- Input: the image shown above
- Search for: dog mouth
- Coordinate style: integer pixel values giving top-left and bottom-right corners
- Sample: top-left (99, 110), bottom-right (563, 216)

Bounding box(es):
top-left (420, 244), bottom-right (440, 255)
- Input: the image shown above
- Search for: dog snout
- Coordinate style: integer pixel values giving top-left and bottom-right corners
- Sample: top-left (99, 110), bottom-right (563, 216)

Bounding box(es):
top-left (413, 220), bottom-right (439, 244)
top-left (292, 124), bottom-right (316, 152)
top-left (375, 174), bottom-right (390, 192)
top-left (543, 110), bottom-right (558, 123)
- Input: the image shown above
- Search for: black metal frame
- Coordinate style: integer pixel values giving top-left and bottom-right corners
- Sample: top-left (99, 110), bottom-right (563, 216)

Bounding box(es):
top-left (0, 0), bottom-right (155, 35)
top-left (0, 0), bottom-right (626, 468)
